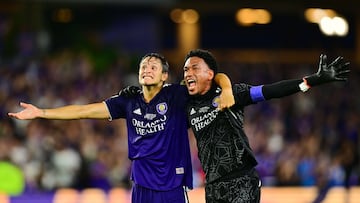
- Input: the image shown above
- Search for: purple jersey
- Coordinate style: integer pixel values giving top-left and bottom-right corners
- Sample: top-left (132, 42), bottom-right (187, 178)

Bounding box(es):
top-left (104, 84), bottom-right (193, 191)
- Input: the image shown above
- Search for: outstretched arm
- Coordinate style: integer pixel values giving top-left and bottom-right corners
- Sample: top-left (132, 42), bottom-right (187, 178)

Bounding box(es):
top-left (253, 54), bottom-right (350, 102)
top-left (214, 73), bottom-right (235, 109)
top-left (8, 102), bottom-right (110, 120)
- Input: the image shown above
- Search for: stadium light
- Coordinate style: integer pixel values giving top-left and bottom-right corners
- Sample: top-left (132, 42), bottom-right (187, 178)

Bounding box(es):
top-left (319, 16), bottom-right (349, 36)
top-left (235, 8), bottom-right (271, 26)
top-left (170, 9), bottom-right (199, 24)
top-left (304, 8), bottom-right (348, 37)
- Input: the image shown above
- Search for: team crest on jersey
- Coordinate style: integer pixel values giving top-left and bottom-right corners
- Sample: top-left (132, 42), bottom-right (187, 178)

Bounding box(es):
top-left (212, 96), bottom-right (220, 108)
top-left (156, 102), bottom-right (168, 115)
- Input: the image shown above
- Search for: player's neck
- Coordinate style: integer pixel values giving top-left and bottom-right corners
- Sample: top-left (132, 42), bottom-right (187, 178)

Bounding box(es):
top-left (142, 84), bottom-right (163, 103)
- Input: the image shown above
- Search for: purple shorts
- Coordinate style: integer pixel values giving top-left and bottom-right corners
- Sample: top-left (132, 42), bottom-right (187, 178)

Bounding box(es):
top-left (131, 184), bottom-right (188, 203)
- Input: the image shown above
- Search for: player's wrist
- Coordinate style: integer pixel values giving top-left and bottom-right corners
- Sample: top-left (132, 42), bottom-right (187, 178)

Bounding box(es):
top-left (299, 77), bottom-right (311, 92)
top-left (40, 109), bottom-right (46, 118)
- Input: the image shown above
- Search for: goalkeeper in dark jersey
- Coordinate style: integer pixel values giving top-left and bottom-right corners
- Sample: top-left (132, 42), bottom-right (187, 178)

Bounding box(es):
top-left (183, 49), bottom-right (350, 203)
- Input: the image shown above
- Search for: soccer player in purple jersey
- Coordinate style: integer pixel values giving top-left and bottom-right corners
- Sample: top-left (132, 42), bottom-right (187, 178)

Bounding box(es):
top-left (8, 52), bottom-right (234, 203)
top-left (182, 49), bottom-right (350, 203)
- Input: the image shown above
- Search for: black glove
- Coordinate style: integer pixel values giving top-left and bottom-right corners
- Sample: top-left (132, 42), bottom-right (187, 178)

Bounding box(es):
top-left (118, 86), bottom-right (141, 97)
top-left (305, 54), bottom-right (350, 86)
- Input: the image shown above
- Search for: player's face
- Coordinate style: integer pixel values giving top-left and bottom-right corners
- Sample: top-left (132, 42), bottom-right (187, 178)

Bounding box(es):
top-left (139, 56), bottom-right (167, 86)
top-left (183, 56), bottom-right (214, 95)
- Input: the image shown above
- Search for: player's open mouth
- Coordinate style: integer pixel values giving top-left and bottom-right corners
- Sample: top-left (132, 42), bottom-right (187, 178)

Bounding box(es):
top-left (142, 75), bottom-right (153, 79)
top-left (187, 79), bottom-right (196, 89)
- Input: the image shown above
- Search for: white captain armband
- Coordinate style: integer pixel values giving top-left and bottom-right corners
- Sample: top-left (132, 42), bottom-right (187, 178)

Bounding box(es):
top-left (299, 78), bottom-right (311, 92)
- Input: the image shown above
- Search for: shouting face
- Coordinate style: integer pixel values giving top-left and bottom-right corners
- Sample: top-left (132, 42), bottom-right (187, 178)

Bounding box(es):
top-left (183, 56), bottom-right (214, 95)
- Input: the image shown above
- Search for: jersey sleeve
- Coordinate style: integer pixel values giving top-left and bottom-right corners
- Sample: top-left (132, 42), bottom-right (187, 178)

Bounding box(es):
top-left (104, 94), bottom-right (128, 120)
top-left (234, 78), bottom-right (303, 106)
top-left (233, 83), bottom-right (257, 106)
top-left (164, 83), bottom-right (189, 104)
top-left (262, 78), bottom-right (303, 99)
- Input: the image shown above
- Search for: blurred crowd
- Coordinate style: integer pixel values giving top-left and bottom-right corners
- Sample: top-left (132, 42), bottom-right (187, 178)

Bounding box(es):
top-left (0, 49), bottom-right (359, 194)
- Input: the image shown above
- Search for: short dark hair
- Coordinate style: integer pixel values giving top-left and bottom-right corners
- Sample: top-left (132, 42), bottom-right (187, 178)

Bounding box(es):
top-left (184, 49), bottom-right (218, 74)
top-left (141, 53), bottom-right (169, 73)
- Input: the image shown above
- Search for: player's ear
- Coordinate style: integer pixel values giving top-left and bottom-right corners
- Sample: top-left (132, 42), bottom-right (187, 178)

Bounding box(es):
top-left (208, 69), bottom-right (215, 81)
top-left (161, 71), bottom-right (168, 82)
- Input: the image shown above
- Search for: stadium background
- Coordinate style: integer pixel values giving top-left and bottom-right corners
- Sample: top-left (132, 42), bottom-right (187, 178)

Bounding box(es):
top-left (0, 0), bottom-right (359, 202)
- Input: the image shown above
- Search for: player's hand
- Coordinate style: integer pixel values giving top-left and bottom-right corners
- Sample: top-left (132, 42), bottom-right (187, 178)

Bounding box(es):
top-left (8, 102), bottom-right (42, 120)
top-left (306, 54), bottom-right (350, 86)
top-left (218, 87), bottom-right (235, 110)
top-left (118, 86), bottom-right (141, 97)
